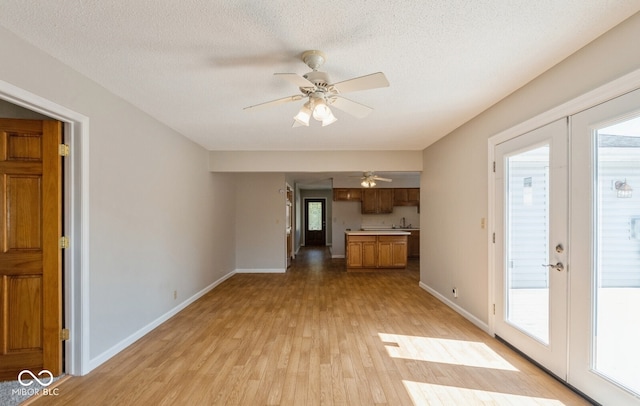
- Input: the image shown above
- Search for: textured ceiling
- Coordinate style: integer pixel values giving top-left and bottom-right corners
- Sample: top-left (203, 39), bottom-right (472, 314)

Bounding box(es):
top-left (1, 1), bottom-right (639, 151)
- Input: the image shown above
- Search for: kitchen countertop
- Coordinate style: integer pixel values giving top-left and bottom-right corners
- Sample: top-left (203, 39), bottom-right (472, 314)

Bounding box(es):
top-left (360, 227), bottom-right (419, 231)
top-left (345, 230), bottom-right (411, 235)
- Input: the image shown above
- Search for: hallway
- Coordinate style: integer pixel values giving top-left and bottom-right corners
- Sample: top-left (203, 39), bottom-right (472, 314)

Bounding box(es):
top-left (31, 248), bottom-right (588, 405)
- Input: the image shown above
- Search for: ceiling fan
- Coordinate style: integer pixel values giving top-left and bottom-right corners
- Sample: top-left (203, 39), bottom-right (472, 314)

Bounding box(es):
top-left (360, 171), bottom-right (392, 188)
top-left (243, 50), bottom-right (389, 127)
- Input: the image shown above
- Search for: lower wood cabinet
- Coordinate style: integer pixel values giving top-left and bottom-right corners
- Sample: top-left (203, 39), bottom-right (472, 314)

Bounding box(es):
top-left (346, 236), bottom-right (377, 268)
top-left (408, 230), bottom-right (420, 258)
top-left (377, 236), bottom-right (408, 267)
top-left (346, 234), bottom-right (407, 269)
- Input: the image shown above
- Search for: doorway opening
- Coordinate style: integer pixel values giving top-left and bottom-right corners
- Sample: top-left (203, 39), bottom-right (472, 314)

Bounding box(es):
top-left (0, 80), bottom-right (89, 377)
top-left (304, 198), bottom-right (326, 246)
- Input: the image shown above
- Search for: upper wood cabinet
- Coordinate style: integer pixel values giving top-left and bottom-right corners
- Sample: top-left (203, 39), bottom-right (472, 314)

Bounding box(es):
top-left (393, 188), bottom-right (420, 206)
top-left (361, 189), bottom-right (394, 214)
top-left (333, 188), bottom-right (362, 201)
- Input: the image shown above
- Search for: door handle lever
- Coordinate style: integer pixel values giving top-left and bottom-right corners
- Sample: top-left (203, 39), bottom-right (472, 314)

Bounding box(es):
top-left (542, 262), bottom-right (564, 272)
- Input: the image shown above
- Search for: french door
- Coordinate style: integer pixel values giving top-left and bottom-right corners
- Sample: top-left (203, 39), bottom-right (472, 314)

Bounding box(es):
top-left (569, 88), bottom-right (640, 404)
top-left (494, 118), bottom-right (568, 379)
top-left (494, 88), bottom-right (640, 405)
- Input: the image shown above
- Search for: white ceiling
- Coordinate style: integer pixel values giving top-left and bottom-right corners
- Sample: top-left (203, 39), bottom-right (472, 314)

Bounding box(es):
top-left (1, 1), bottom-right (639, 152)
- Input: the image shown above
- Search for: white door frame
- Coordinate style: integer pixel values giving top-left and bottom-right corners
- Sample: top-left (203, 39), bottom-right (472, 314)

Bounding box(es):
top-left (0, 80), bottom-right (91, 376)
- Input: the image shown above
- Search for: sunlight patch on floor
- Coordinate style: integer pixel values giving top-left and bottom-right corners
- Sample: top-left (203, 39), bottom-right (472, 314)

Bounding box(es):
top-left (402, 381), bottom-right (566, 405)
top-left (379, 333), bottom-right (518, 371)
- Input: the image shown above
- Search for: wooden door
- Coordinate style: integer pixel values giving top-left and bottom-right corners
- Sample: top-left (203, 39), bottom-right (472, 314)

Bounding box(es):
top-left (361, 189), bottom-right (377, 214)
top-left (377, 241), bottom-right (393, 267)
top-left (0, 119), bottom-right (63, 381)
top-left (347, 241), bottom-right (363, 267)
top-left (377, 189), bottom-right (394, 213)
top-left (304, 199), bottom-right (326, 246)
top-left (362, 240), bottom-right (377, 267)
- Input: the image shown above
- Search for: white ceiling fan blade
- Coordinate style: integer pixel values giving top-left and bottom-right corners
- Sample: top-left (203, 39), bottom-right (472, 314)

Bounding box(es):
top-left (274, 73), bottom-right (316, 89)
top-left (243, 94), bottom-right (303, 111)
top-left (332, 72), bottom-right (389, 94)
top-left (329, 96), bottom-right (373, 119)
top-left (373, 176), bottom-right (392, 182)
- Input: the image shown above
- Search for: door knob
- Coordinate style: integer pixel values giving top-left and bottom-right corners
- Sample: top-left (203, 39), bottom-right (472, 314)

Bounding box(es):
top-left (542, 262), bottom-right (564, 272)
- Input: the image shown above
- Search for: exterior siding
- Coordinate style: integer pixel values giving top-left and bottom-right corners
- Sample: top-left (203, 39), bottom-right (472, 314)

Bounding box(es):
top-left (597, 136), bottom-right (640, 288)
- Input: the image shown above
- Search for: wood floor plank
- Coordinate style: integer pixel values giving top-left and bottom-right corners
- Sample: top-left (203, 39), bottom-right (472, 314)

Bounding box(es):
top-left (30, 247), bottom-right (591, 405)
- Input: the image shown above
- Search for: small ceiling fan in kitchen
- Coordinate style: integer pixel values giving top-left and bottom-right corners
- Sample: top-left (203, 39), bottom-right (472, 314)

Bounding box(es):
top-left (359, 171), bottom-right (392, 188)
top-left (243, 50), bottom-right (389, 127)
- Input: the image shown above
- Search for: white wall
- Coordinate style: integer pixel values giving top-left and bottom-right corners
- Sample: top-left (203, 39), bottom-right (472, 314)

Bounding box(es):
top-left (209, 150), bottom-right (422, 172)
top-left (421, 12), bottom-right (640, 326)
top-left (0, 26), bottom-right (237, 368)
top-left (234, 173), bottom-right (287, 272)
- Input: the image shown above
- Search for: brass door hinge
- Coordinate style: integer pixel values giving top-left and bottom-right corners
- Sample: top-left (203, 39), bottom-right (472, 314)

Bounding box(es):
top-left (61, 328), bottom-right (70, 341)
top-left (59, 144), bottom-right (70, 157)
top-left (59, 236), bottom-right (69, 249)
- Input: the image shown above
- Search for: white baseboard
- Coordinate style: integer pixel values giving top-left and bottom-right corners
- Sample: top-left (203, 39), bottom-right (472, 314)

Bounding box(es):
top-left (419, 281), bottom-right (490, 334)
top-left (88, 270), bottom-right (236, 371)
top-left (332, 254), bottom-right (345, 259)
top-left (235, 268), bottom-right (286, 274)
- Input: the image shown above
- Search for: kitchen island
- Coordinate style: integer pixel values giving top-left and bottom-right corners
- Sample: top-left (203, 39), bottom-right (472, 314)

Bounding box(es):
top-left (345, 230), bottom-right (410, 271)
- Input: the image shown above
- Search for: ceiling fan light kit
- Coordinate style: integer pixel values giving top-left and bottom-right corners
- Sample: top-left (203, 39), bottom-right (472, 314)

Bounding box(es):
top-left (244, 50), bottom-right (389, 128)
top-left (359, 171), bottom-right (392, 188)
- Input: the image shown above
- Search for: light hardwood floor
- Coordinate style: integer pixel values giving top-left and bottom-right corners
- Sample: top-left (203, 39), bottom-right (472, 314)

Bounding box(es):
top-left (32, 248), bottom-right (590, 405)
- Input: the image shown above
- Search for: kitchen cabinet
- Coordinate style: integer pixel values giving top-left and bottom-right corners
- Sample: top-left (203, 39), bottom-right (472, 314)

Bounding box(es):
top-left (361, 189), bottom-right (394, 214)
top-left (377, 235), bottom-right (408, 267)
top-left (346, 235), bottom-right (377, 268)
top-left (333, 188), bottom-right (362, 202)
top-left (407, 230), bottom-right (420, 258)
top-left (345, 232), bottom-right (408, 270)
top-left (393, 188), bottom-right (420, 206)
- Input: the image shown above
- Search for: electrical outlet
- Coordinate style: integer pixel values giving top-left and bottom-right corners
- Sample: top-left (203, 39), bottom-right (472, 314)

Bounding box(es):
top-left (452, 288), bottom-right (458, 298)
top-left (173, 290), bottom-right (177, 300)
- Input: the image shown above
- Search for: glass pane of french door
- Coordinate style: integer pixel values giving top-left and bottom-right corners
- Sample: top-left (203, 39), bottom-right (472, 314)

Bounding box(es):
top-left (506, 145), bottom-right (550, 344)
top-left (593, 117), bottom-right (640, 395)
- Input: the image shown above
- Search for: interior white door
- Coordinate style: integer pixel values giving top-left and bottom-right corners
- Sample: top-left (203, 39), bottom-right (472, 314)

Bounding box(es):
top-left (569, 87), bottom-right (640, 405)
top-left (494, 118), bottom-right (568, 379)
